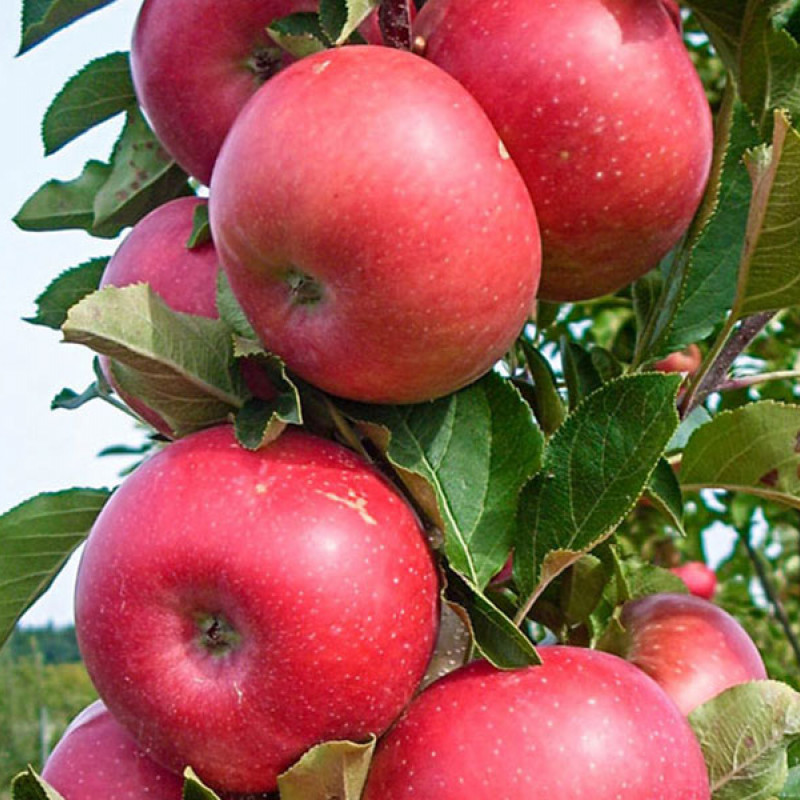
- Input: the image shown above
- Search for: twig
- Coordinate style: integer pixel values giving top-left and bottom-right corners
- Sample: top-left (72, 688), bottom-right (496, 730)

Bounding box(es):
top-left (739, 523), bottom-right (800, 670)
top-left (715, 369), bottom-right (800, 391)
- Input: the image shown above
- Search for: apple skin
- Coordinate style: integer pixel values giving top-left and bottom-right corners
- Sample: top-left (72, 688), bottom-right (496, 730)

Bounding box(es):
top-left (74, 425), bottom-right (440, 794)
top-left (413, 0), bottom-right (713, 301)
top-left (653, 344), bottom-right (703, 375)
top-left (209, 45), bottom-right (541, 404)
top-left (618, 592), bottom-right (767, 715)
top-left (670, 560), bottom-right (717, 599)
top-left (41, 700), bottom-right (184, 799)
top-left (362, 646), bottom-right (710, 799)
top-left (131, 0), bottom-right (316, 185)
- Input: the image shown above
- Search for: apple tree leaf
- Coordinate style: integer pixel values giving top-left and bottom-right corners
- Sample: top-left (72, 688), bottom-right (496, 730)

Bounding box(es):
top-left (93, 107), bottom-right (193, 232)
top-left (680, 400), bottom-right (800, 509)
top-left (277, 737), bottom-right (376, 800)
top-left (182, 768), bottom-right (222, 800)
top-left (339, 372), bottom-right (545, 590)
top-left (319, 0), bottom-right (377, 45)
top-left (781, 766), bottom-right (800, 798)
top-left (519, 339), bottom-right (566, 436)
top-left (561, 339), bottom-right (603, 411)
top-left (514, 374), bottom-right (682, 607)
top-left (11, 767), bottom-right (65, 800)
top-left (642, 457), bottom-right (685, 535)
top-left (234, 357), bottom-right (303, 450)
top-left (689, 680), bottom-right (800, 800)
top-left (267, 13), bottom-right (330, 58)
top-left (24, 258), bottom-right (108, 330)
top-left (736, 111), bottom-right (800, 316)
top-left (62, 284), bottom-right (248, 436)
top-left (683, 0), bottom-right (749, 74)
top-left (42, 51), bottom-right (135, 155)
top-left (216, 270), bottom-right (259, 342)
top-left (13, 160), bottom-right (118, 238)
top-left (187, 203), bottom-right (212, 249)
top-left (420, 601), bottom-right (472, 689)
top-left (0, 489), bottom-right (110, 650)
top-left (18, 0), bottom-right (116, 55)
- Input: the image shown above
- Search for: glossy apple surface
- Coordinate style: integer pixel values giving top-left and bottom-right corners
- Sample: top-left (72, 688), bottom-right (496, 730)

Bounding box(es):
top-left (75, 425), bottom-right (439, 794)
top-left (41, 700), bottom-right (183, 799)
top-left (210, 45), bottom-right (541, 404)
top-left (653, 344), bottom-right (703, 375)
top-left (670, 560), bottom-right (717, 599)
top-left (413, 0), bottom-right (713, 301)
top-left (362, 646), bottom-right (710, 799)
top-left (131, 0), bottom-right (315, 184)
top-left (618, 592), bottom-right (767, 714)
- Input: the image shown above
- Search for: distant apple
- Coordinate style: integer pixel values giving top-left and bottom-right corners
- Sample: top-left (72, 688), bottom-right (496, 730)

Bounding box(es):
top-left (98, 196), bottom-right (273, 436)
top-left (210, 45), bottom-right (541, 403)
top-left (617, 593), bottom-right (767, 715)
top-left (670, 560), bottom-right (717, 599)
top-left (362, 647), bottom-right (710, 799)
top-left (131, 0), bottom-right (315, 184)
top-left (41, 700), bottom-right (183, 799)
top-left (75, 425), bottom-right (440, 794)
top-left (413, 0), bottom-right (713, 301)
top-left (653, 344), bottom-right (703, 375)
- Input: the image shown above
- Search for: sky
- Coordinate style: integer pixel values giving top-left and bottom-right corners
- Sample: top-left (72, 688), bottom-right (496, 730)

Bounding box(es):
top-left (1, 0), bottom-right (145, 626)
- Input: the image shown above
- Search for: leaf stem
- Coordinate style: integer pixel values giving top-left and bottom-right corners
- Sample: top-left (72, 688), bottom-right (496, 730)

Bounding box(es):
top-left (738, 523), bottom-right (800, 671)
top-left (716, 369), bottom-right (800, 391)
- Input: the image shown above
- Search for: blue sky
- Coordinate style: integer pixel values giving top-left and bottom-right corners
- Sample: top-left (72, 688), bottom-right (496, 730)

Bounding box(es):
top-left (1, 0), bottom-right (145, 626)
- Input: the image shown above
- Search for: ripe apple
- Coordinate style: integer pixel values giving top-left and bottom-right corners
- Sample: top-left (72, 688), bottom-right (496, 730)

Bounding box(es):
top-left (362, 646), bottom-right (710, 799)
top-left (653, 343), bottom-right (703, 375)
top-left (670, 560), bottom-right (717, 599)
top-left (131, 0), bottom-right (316, 185)
top-left (41, 700), bottom-right (184, 799)
top-left (413, 0), bottom-right (713, 301)
top-left (617, 592), bottom-right (767, 715)
top-left (209, 45), bottom-right (541, 404)
top-left (75, 425), bottom-right (440, 794)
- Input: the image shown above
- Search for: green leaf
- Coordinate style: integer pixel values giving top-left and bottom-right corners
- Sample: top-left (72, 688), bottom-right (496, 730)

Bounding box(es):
top-left (51, 382), bottom-right (102, 411)
top-left (234, 357), bottom-right (302, 449)
top-left (216, 271), bottom-right (258, 341)
top-left (319, 0), bottom-right (377, 45)
top-left (667, 403), bottom-right (712, 453)
top-left (689, 681), bottom-right (800, 800)
top-left (684, 0), bottom-right (748, 74)
top-left (420, 601), bottom-right (472, 689)
top-left (447, 572), bottom-right (540, 668)
top-left (182, 768), bottom-right (222, 800)
top-left (13, 160), bottom-right (117, 238)
top-left (514, 374), bottom-right (682, 604)
top-left (268, 12), bottom-right (330, 58)
top-left (736, 112), bottom-right (800, 316)
top-left (277, 737), bottom-right (376, 800)
top-left (42, 51), bottom-right (135, 155)
top-left (643, 457), bottom-right (685, 535)
top-left (62, 284), bottom-right (247, 436)
top-left (649, 98), bottom-right (760, 354)
top-left (520, 339), bottom-right (565, 435)
top-left (339, 372), bottom-right (544, 590)
top-left (681, 401), bottom-right (800, 509)
top-left (187, 203), bottom-right (211, 249)
top-left (25, 258), bottom-right (108, 330)
top-left (560, 555), bottom-right (607, 626)
top-left (0, 489), bottom-right (110, 649)
top-left (19, 0), bottom-right (116, 55)
top-left (93, 107), bottom-right (192, 232)
top-left (561, 339), bottom-right (602, 411)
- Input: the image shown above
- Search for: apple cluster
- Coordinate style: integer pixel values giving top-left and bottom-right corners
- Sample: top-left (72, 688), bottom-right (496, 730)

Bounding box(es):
top-left (31, 0), bottom-right (754, 797)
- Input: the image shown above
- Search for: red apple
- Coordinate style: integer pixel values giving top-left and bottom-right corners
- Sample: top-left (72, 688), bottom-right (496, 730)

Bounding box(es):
top-left (209, 45), bottom-right (541, 404)
top-left (41, 700), bottom-right (183, 799)
top-left (413, 0), bottom-right (713, 301)
top-left (131, 0), bottom-right (316, 185)
top-left (362, 647), bottom-right (710, 799)
top-left (617, 593), bottom-right (767, 715)
top-left (670, 560), bottom-right (717, 599)
top-left (653, 344), bottom-right (703, 375)
top-left (98, 196), bottom-right (274, 436)
top-left (75, 425), bottom-right (440, 794)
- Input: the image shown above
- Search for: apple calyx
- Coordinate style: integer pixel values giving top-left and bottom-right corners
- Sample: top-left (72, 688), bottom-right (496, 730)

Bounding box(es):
top-left (285, 268), bottom-right (325, 306)
top-left (248, 45), bottom-right (286, 84)
top-left (195, 612), bottom-right (242, 656)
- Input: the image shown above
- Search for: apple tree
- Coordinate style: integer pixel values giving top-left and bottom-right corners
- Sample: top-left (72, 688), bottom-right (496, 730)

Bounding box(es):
top-left (4, 0), bottom-right (800, 797)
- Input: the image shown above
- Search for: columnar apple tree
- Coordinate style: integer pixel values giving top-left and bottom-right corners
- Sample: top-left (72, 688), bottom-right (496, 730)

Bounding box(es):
top-left (5, 0), bottom-right (800, 798)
